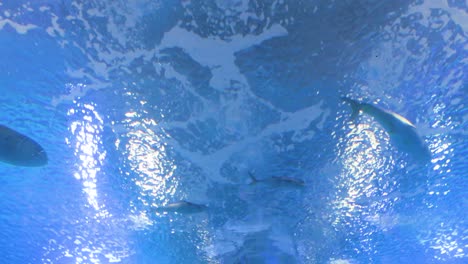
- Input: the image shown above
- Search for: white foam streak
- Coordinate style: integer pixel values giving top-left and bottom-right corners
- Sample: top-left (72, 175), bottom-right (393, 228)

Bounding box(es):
top-left (159, 24), bottom-right (288, 90)
top-left (0, 18), bottom-right (37, 34)
top-left (163, 101), bottom-right (326, 183)
top-left (46, 14), bottom-right (65, 37)
top-left (411, 0), bottom-right (468, 31)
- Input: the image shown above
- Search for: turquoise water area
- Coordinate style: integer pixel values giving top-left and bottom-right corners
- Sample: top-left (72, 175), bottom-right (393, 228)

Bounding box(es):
top-left (0, 1), bottom-right (466, 263)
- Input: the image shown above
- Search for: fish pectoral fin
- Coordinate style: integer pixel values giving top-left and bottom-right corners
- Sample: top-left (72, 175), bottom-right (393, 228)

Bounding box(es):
top-left (342, 97), bottom-right (361, 120)
top-left (386, 122), bottom-right (397, 134)
top-left (248, 171), bottom-right (258, 184)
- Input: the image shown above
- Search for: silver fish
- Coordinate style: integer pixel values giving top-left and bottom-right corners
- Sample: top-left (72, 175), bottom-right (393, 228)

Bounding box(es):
top-left (0, 125), bottom-right (48, 167)
top-left (342, 97), bottom-right (431, 162)
top-left (153, 200), bottom-right (207, 214)
top-left (248, 172), bottom-right (305, 188)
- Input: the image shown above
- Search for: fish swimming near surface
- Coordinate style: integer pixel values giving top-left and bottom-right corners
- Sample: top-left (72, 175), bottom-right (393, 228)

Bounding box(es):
top-left (342, 97), bottom-right (431, 162)
top-left (0, 125), bottom-right (48, 167)
top-left (248, 171), bottom-right (305, 188)
top-left (153, 200), bottom-right (207, 214)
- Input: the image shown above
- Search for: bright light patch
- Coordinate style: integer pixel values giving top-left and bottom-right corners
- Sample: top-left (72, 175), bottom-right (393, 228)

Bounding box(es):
top-left (421, 225), bottom-right (465, 260)
top-left (68, 100), bottom-right (107, 215)
top-left (338, 123), bottom-right (386, 209)
top-left (122, 110), bottom-right (178, 218)
top-left (330, 121), bottom-right (395, 253)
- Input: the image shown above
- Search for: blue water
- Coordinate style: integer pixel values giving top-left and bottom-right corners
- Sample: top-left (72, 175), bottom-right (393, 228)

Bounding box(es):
top-left (0, 1), bottom-right (466, 263)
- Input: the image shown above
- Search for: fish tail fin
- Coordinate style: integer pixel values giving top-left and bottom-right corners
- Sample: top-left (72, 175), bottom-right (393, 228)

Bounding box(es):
top-left (248, 171), bottom-right (258, 184)
top-left (341, 97), bottom-right (361, 120)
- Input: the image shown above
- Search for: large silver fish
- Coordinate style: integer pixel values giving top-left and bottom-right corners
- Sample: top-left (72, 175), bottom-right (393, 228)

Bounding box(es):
top-left (153, 200), bottom-right (207, 214)
top-left (0, 125), bottom-right (48, 167)
top-left (248, 171), bottom-right (305, 188)
top-left (342, 97), bottom-right (431, 162)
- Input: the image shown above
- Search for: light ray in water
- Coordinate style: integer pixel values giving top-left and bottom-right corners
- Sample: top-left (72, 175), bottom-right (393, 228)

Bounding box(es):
top-left (64, 94), bottom-right (136, 263)
top-left (330, 121), bottom-right (395, 254)
top-left (120, 93), bottom-right (215, 259)
top-left (118, 92), bottom-right (181, 226)
top-left (67, 100), bottom-right (108, 217)
top-left (335, 122), bottom-right (387, 212)
top-left (123, 110), bottom-right (178, 209)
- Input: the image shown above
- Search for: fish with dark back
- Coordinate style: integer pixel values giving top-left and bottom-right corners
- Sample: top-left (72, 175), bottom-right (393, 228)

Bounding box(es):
top-left (0, 125), bottom-right (48, 167)
top-left (153, 201), bottom-right (207, 214)
top-left (342, 97), bottom-right (431, 163)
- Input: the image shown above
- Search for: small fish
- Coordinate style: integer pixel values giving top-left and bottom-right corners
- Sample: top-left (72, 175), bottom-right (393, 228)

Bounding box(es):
top-left (153, 200), bottom-right (207, 214)
top-left (248, 171), bottom-right (305, 188)
top-left (0, 125), bottom-right (48, 167)
top-left (342, 97), bottom-right (431, 162)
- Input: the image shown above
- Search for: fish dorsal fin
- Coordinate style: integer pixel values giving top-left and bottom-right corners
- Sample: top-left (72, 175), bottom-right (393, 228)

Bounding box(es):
top-left (342, 97), bottom-right (362, 120)
top-left (248, 171), bottom-right (258, 184)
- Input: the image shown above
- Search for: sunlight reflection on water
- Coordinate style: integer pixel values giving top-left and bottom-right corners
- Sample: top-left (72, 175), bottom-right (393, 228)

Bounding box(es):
top-left (330, 120), bottom-right (398, 254)
top-left (123, 105), bottom-right (178, 209)
top-left (68, 101), bottom-right (107, 215)
top-left (333, 122), bottom-right (393, 217)
top-left (65, 95), bottom-right (133, 263)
